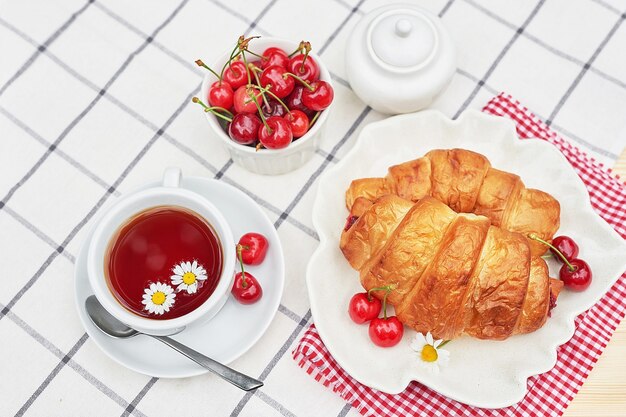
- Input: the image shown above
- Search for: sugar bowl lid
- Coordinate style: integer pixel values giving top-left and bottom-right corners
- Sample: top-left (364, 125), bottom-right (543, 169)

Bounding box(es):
top-left (346, 4), bottom-right (456, 114)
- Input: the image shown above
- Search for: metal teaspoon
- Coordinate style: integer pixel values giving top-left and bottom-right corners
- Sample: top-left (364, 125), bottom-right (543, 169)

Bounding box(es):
top-left (85, 295), bottom-right (263, 391)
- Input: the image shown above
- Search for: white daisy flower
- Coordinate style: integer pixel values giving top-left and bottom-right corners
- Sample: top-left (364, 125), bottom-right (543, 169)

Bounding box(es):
top-left (410, 332), bottom-right (450, 374)
top-left (170, 260), bottom-right (208, 294)
top-left (141, 282), bottom-right (176, 315)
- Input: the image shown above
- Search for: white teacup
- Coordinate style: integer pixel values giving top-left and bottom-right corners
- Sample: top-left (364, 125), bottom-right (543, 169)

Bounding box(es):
top-left (87, 168), bottom-right (235, 336)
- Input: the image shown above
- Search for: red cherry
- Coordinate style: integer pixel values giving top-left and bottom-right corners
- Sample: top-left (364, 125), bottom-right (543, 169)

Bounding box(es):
top-left (238, 232), bottom-right (269, 265)
top-left (551, 236), bottom-right (579, 262)
top-left (233, 85), bottom-right (263, 114)
top-left (260, 65), bottom-right (295, 99)
top-left (261, 47), bottom-right (289, 69)
top-left (369, 316), bottom-right (404, 347)
top-left (559, 258), bottom-right (592, 291)
top-left (288, 54), bottom-right (320, 82)
top-left (208, 81), bottom-right (233, 109)
top-left (285, 86), bottom-right (315, 118)
top-left (258, 116), bottom-right (293, 149)
top-left (302, 80), bottom-right (334, 111)
top-left (232, 272), bottom-right (263, 304)
top-left (223, 61), bottom-right (249, 89)
top-left (348, 293), bottom-right (382, 324)
top-left (228, 113), bottom-right (261, 145)
top-left (285, 110), bottom-right (309, 138)
top-left (261, 98), bottom-right (288, 118)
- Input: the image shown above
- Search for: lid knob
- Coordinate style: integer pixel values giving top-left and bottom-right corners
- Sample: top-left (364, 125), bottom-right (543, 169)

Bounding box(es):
top-left (395, 18), bottom-right (413, 37)
top-left (367, 9), bottom-right (438, 70)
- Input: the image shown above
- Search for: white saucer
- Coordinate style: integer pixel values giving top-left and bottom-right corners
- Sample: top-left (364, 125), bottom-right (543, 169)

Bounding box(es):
top-left (74, 177), bottom-right (285, 378)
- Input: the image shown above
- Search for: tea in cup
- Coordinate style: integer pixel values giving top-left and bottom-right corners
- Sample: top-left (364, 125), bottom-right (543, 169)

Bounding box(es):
top-left (88, 168), bottom-right (235, 336)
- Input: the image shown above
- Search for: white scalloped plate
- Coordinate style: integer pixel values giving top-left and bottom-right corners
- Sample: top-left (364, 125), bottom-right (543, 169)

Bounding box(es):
top-left (306, 110), bottom-right (626, 408)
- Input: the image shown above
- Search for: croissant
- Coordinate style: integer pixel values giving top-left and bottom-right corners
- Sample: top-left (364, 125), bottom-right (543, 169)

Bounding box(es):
top-left (341, 195), bottom-right (563, 340)
top-left (345, 149), bottom-right (560, 256)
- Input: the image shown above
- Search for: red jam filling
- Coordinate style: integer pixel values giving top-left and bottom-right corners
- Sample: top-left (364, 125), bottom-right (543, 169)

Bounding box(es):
top-left (548, 290), bottom-right (557, 317)
top-left (344, 215), bottom-right (359, 231)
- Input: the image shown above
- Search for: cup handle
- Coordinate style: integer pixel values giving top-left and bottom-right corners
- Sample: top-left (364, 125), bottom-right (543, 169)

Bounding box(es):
top-left (162, 167), bottom-right (182, 188)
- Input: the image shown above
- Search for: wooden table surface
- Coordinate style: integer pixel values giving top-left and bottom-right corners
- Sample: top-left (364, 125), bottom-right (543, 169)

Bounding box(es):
top-left (564, 149), bottom-right (626, 417)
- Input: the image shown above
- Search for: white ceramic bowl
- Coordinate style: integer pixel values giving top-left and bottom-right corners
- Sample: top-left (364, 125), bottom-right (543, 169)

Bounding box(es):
top-left (345, 4), bottom-right (456, 114)
top-left (87, 168), bottom-right (236, 336)
top-left (200, 37), bottom-right (333, 175)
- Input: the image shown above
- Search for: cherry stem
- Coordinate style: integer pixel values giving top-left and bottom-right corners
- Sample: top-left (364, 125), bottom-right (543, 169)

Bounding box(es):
top-left (367, 285), bottom-right (395, 319)
top-left (240, 49), bottom-right (252, 86)
top-left (236, 244), bottom-right (248, 288)
top-left (250, 68), bottom-right (272, 112)
top-left (248, 91), bottom-right (271, 133)
top-left (204, 106), bottom-right (233, 122)
top-left (528, 234), bottom-right (576, 271)
top-left (252, 84), bottom-right (290, 114)
top-left (309, 111), bottom-right (321, 127)
top-left (243, 48), bottom-right (265, 59)
top-left (237, 35), bottom-right (260, 51)
top-left (299, 41), bottom-right (311, 72)
top-left (219, 43), bottom-right (241, 81)
top-left (191, 97), bottom-right (233, 122)
top-left (244, 91), bottom-right (264, 105)
top-left (288, 40), bottom-right (306, 58)
top-left (195, 59), bottom-right (221, 80)
top-left (284, 73), bottom-right (314, 91)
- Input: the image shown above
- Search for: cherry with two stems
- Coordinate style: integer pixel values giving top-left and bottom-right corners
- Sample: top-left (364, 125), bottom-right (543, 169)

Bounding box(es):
top-left (368, 286), bottom-right (403, 347)
top-left (232, 244), bottom-right (263, 304)
top-left (529, 234), bottom-right (592, 291)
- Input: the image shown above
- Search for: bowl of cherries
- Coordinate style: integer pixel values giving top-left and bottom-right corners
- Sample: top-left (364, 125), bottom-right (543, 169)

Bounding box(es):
top-left (195, 36), bottom-right (334, 176)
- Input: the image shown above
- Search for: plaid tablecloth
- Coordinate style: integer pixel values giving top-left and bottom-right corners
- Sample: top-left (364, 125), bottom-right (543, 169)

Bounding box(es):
top-left (1, 1), bottom-right (625, 416)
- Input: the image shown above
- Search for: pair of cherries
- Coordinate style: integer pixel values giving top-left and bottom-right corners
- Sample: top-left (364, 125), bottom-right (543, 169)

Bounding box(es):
top-left (232, 232), bottom-right (269, 304)
top-left (348, 286), bottom-right (404, 348)
top-left (194, 37), bottom-right (334, 150)
top-left (531, 234), bottom-right (592, 291)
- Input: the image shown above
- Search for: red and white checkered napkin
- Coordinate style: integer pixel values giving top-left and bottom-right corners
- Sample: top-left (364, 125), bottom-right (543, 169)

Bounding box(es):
top-left (292, 93), bottom-right (626, 417)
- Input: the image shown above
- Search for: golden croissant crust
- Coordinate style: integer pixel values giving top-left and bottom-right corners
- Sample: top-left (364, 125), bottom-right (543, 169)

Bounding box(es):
top-left (345, 149), bottom-right (560, 256)
top-left (341, 196), bottom-right (563, 340)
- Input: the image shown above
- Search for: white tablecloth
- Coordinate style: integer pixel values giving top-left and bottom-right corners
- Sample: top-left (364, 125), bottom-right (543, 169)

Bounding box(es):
top-left (1, 0), bottom-right (625, 416)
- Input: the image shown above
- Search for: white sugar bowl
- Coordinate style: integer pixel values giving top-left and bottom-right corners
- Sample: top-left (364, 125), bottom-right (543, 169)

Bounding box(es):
top-left (345, 4), bottom-right (456, 114)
